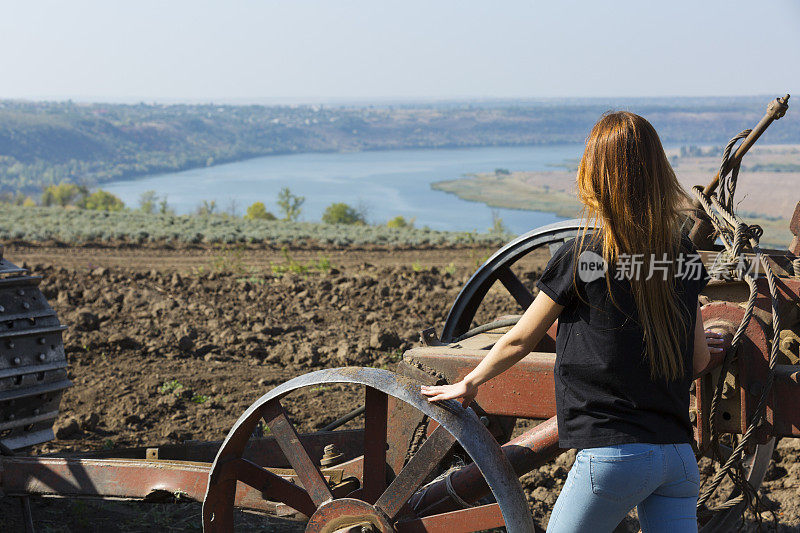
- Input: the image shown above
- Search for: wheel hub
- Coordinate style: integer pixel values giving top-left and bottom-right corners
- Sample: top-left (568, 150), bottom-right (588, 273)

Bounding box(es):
top-left (305, 498), bottom-right (393, 533)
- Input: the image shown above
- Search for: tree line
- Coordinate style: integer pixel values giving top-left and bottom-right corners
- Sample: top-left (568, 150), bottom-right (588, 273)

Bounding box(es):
top-left (0, 182), bottom-right (416, 229)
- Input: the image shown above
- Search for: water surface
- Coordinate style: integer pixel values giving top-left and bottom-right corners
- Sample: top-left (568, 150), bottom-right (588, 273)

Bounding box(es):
top-left (104, 144), bottom-right (585, 235)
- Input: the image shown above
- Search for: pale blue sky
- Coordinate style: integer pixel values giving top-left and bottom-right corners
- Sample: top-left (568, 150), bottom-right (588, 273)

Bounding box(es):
top-left (1, 0), bottom-right (798, 102)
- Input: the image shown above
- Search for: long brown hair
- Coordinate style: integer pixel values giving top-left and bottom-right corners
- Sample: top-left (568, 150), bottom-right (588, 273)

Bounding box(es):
top-left (576, 111), bottom-right (691, 381)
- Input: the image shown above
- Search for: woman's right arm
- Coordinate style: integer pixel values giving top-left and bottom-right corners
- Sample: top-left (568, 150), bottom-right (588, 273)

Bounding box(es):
top-left (420, 290), bottom-right (563, 405)
top-left (693, 302), bottom-right (725, 377)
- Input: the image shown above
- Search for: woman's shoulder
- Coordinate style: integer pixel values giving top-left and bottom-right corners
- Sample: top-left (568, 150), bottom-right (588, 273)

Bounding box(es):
top-left (551, 236), bottom-right (601, 258)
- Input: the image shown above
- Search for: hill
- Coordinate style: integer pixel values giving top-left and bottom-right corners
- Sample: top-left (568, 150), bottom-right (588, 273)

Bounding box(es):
top-left (0, 96), bottom-right (797, 192)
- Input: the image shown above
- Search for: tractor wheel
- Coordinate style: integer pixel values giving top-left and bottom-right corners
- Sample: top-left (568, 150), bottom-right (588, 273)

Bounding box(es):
top-left (202, 367), bottom-right (534, 533)
top-left (441, 219), bottom-right (589, 343)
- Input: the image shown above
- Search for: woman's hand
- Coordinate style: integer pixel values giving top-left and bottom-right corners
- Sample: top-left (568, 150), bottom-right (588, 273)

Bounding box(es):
top-left (420, 381), bottom-right (478, 407)
top-left (705, 329), bottom-right (726, 354)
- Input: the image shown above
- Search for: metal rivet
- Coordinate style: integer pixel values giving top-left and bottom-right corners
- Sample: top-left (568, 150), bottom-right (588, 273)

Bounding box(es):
top-left (38, 353), bottom-right (46, 362)
top-left (22, 302), bottom-right (30, 310)
top-left (480, 416), bottom-right (490, 427)
top-left (16, 289), bottom-right (24, 296)
top-left (0, 305), bottom-right (4, 313)
top-left (33, 408), bottom-right (40, 416)
top-left (38, 337), bottom-right (46, 345)
top-left (12, 357), bottom-right (20, 365)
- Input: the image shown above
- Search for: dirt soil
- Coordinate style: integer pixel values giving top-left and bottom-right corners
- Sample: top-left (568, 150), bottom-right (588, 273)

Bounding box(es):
top-left (1, 243), bottom-right (799, 532)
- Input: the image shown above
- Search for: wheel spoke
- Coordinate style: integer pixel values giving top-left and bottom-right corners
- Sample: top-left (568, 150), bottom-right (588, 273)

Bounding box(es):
top-left (362, 386), bottom-right (388, 504)
top-left (496, 266), bottom-right (534, 310)
top-left (260, 400), bottom-right (333, 508)
top-left (223, 458), bottom-right (316, 517)
top-left (375, 424), bottom-right (457, 521)
top-left (548, 241), bottom-right (565, 257)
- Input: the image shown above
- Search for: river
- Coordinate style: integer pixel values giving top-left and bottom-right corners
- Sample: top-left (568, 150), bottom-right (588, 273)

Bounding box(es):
top-left (103, 144), bottom-right (584, 235)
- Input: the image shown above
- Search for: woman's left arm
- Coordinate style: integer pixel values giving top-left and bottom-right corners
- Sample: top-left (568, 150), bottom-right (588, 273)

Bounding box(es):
top-left (421, 291), bottom-right (563, 405)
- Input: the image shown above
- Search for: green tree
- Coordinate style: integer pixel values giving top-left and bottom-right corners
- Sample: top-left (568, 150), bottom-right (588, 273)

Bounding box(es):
top-left (244, 201), bottom-right (277, 220)
top-left (387, 215), bottom-right (415, 229)
top-left (322, 202), bottom-right (365, 225)
top-left (80, 190), bottom-right (125, 211)
top-left (277, 187), bottom-right (304, 221)
top-left (158, 197), bottom-right (173, 215)
top-left (139, 190), bottom-right (158, 214)
top-left (195, 200), bottom-right (217, 216)
top-left (41, 182), bottom-right (86, 207)
top-left (489, 208), bottom-right (509, 235)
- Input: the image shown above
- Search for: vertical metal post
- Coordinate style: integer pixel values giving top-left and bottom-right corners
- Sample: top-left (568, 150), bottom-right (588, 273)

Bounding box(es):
top-left (1, 441), bottom-right (36, 533)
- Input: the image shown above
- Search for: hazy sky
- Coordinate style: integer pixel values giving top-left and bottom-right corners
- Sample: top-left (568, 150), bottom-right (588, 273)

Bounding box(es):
top-left (2, 0), bottom-right (798, 103)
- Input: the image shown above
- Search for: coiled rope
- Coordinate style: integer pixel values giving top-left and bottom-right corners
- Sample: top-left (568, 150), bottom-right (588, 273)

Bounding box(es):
top-left (691, 134), bottom-right (783, 529)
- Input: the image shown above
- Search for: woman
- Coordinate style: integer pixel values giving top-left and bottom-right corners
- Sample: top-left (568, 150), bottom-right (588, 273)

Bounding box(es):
top-left (420, 112), bottom-right (725, 532)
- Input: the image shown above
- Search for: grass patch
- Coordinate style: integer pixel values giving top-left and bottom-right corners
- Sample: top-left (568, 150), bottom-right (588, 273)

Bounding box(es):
top-left (158, 379), bottom-right (184, 395)
top-left (190, 394), bottom-right (209, 404)
top-left (271, 247), bottom-right (333, 276)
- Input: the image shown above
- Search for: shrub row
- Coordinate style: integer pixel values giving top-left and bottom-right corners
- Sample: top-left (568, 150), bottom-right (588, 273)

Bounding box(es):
top-left (0, 206), bottom-right (510, 246)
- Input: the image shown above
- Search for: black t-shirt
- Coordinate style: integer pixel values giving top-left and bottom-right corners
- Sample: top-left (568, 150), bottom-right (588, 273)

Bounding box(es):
top-left (535, 234), bottom-right (709, 449)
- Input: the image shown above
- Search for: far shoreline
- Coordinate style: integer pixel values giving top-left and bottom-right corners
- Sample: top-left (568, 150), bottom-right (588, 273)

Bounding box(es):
top-left (97, 140), bottom-right (584, 191)
top-left (429, 143), bottom-right (800, 249)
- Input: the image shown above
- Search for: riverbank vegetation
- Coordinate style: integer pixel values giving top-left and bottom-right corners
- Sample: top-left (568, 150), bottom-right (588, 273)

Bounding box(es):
top-left (0, 205), bottom-right (511, 246)
top-left (1, 184), bottom-right (513, 245)
top-left (431, 144), bottom-right (800, 248)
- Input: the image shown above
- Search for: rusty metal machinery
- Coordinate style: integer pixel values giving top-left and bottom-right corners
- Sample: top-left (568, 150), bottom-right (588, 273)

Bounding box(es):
top-left (202, 367), bottom-right (535, 532)
top-left (0, 245), bottom-right (69, 451)
top-left (0, 94), bottom-right (799, 532)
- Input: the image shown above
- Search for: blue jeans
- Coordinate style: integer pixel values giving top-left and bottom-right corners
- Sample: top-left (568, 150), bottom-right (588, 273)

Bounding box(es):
top-left (546, 443), bottom-right (700, 533)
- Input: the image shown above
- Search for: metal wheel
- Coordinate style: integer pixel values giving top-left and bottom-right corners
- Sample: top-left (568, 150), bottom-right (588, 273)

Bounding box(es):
top-left (698, 438), bottom-right (775, 532)
top-left (202, 367), bottom-right (534, 533)
top-left (0, 246), bottom-right (70, 450)
top-left (441, 219), bottom-right (590, 343)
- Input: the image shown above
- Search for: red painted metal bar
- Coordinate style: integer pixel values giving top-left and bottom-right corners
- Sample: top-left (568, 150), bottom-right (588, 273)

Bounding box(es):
top-left (362, 386), bottom-right (388, 504)
top-left (260, 400), bottom-right (333, 508)
top-left (60, 429), bottom-right (365, 468)
top-left (396, 503), bottom-right (505, 532)
top-left (410, 417), bottom-right (561, 517)
top-left (0, 457), bottom-right (210, 501)
top-left (404, 348), bottom-right (557, 419)
top-left (0, 455), bottom-right (314, 516)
